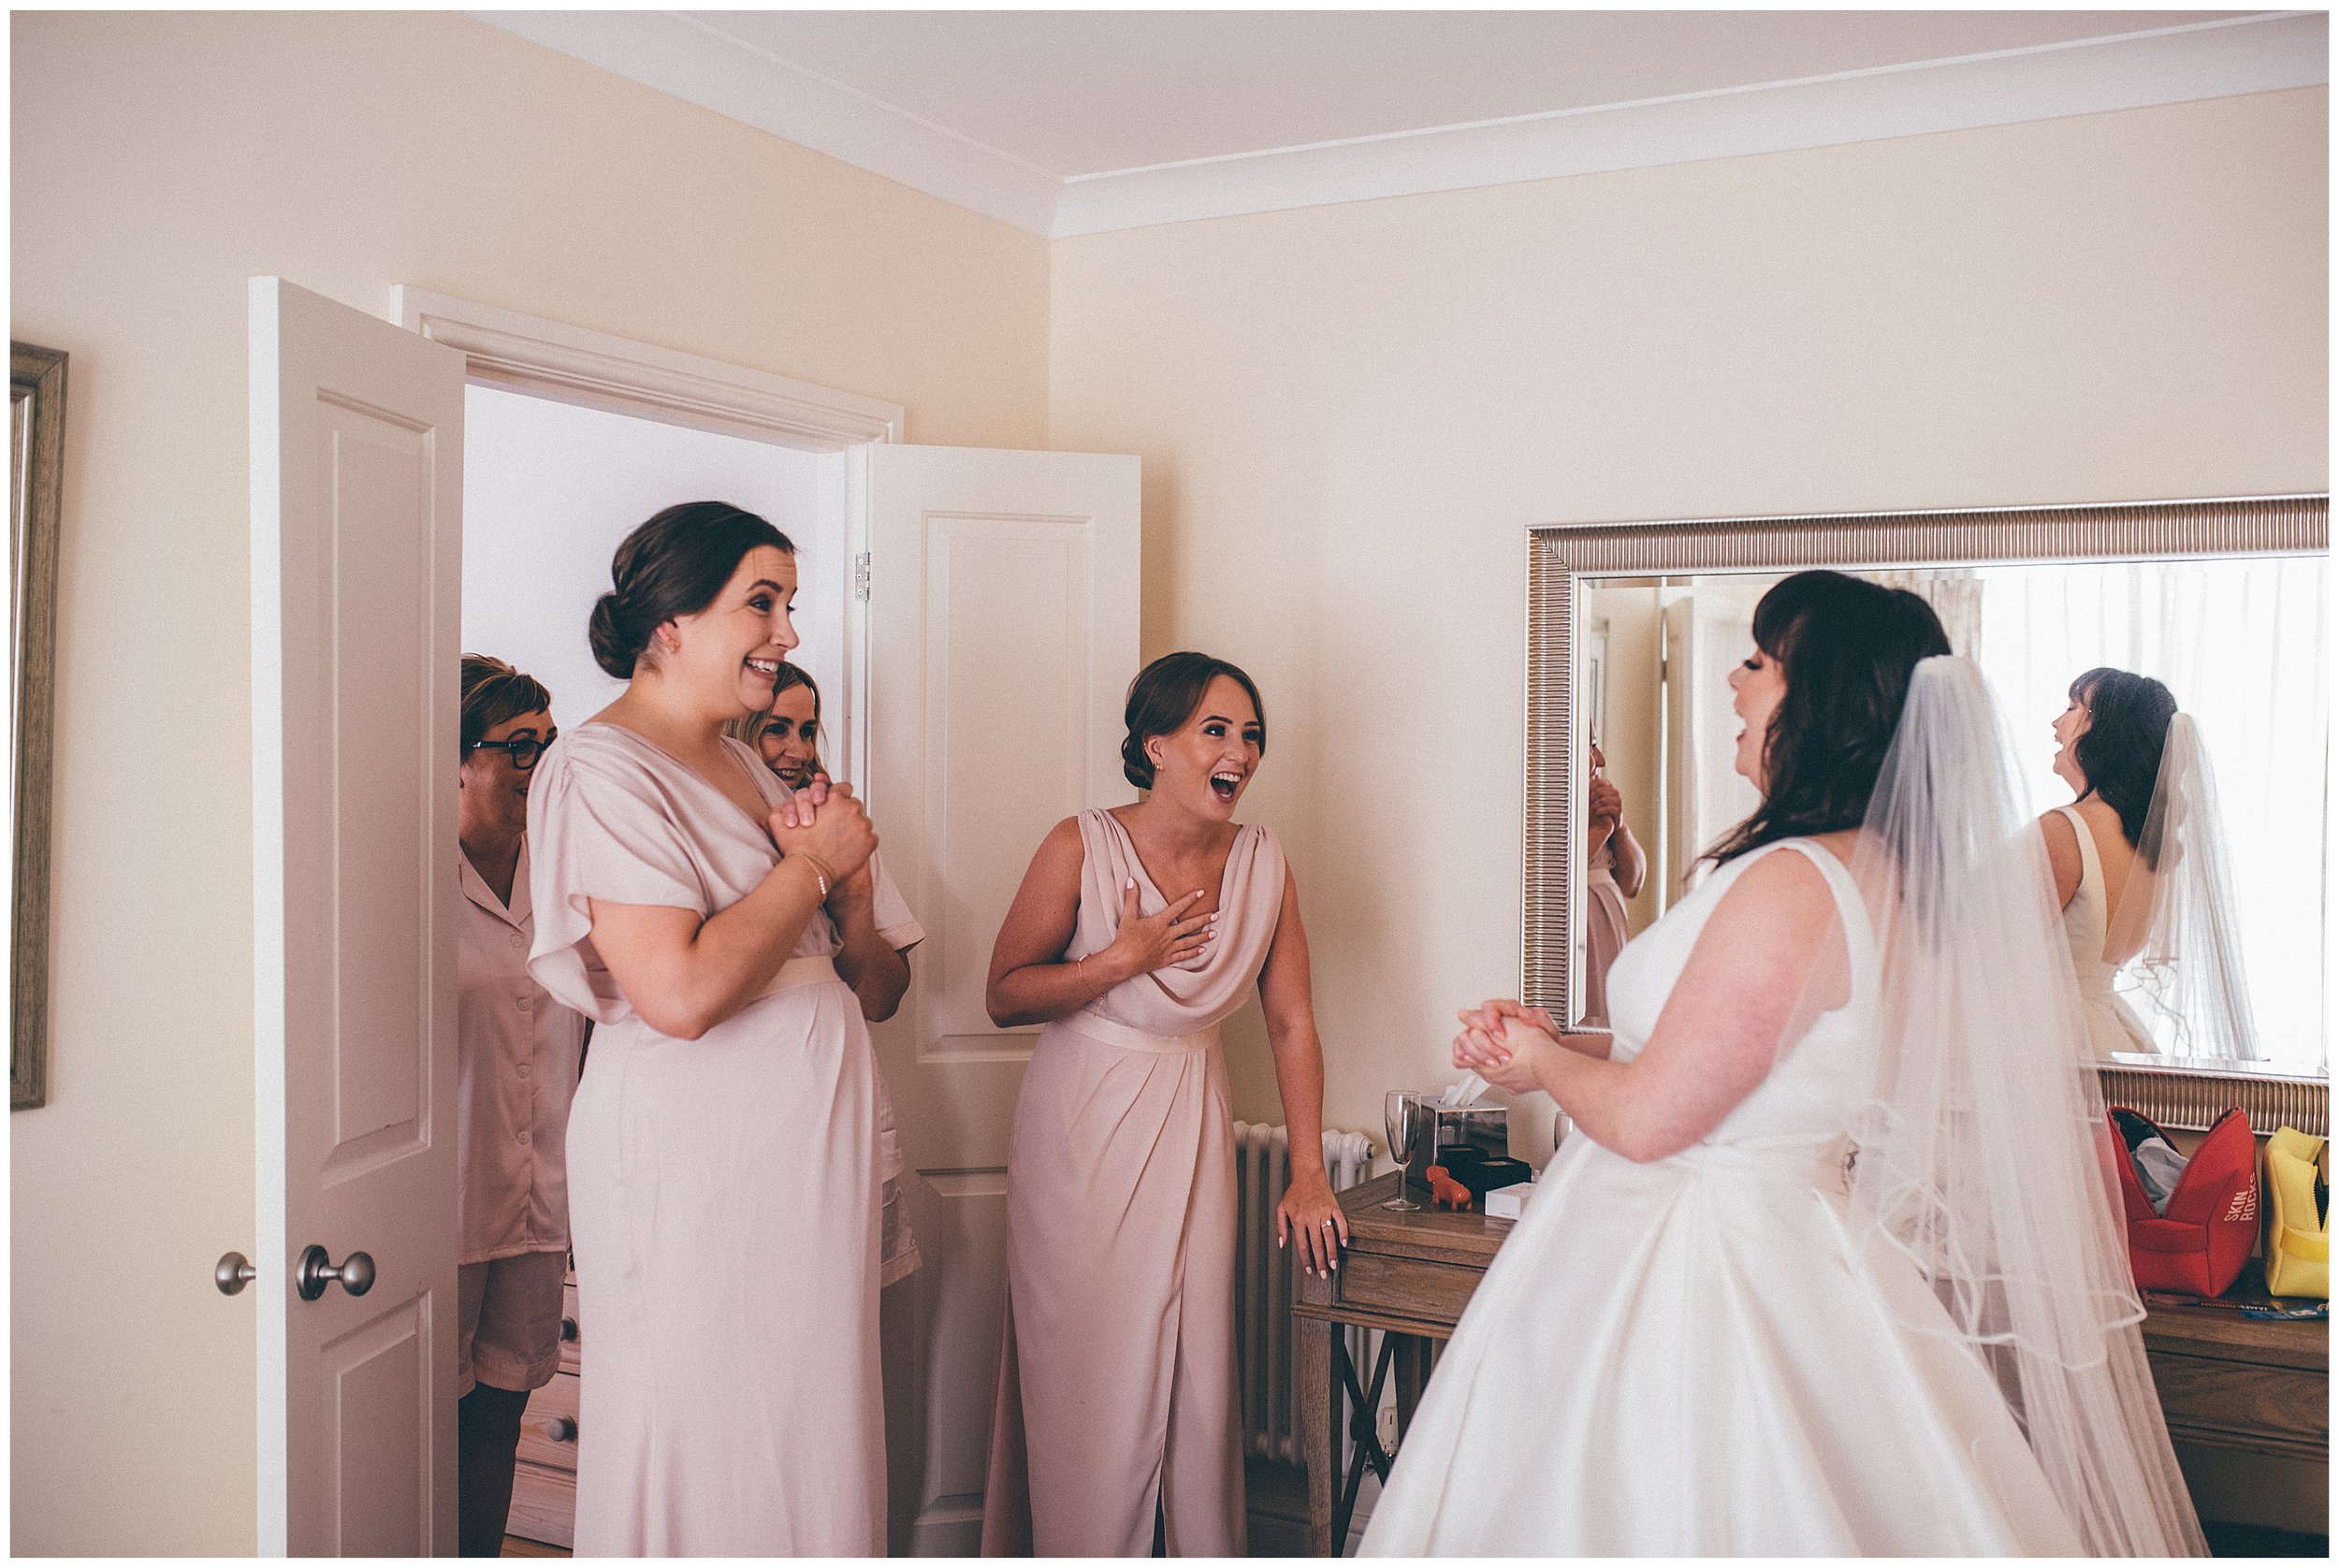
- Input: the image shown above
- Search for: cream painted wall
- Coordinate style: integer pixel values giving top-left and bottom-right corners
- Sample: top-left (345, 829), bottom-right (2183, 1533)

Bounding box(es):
top-left (1048, 88), bottom-right (2328, 1155)
top-left (9, 11), bottom-right (1046, 1553)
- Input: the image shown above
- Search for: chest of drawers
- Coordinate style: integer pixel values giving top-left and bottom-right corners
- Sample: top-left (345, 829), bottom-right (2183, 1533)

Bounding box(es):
top-left (505, 1273), bottom-right (583, 1550)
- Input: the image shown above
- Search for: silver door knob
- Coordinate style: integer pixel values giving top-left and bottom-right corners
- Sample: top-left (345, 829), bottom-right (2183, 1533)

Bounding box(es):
top-left (215, 1252), bottom-right (258, 1296)
top-left (295, 1244), bottom-right (376, 1301)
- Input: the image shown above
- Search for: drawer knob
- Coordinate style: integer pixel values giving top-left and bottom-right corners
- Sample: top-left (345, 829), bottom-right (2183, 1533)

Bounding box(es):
top-left (539, 1415), bottom-right (576, 1444)
top-left (560, 1316), bottom-right (578, 1343)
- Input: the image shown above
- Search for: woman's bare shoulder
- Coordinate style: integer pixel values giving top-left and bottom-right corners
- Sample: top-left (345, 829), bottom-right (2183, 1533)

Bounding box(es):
top-left (1709, 844), bottom-right (1838, 933)
top-left (1016, 816), bottom-right (1090, 885)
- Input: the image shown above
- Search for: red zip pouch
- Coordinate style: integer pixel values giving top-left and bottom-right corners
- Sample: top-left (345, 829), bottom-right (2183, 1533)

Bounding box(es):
top-left (2109, 1106), bottom-right (2257, 1299)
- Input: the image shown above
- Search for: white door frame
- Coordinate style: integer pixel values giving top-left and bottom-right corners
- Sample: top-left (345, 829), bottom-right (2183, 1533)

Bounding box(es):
top-left (389, 287), bottom-right (903, 786)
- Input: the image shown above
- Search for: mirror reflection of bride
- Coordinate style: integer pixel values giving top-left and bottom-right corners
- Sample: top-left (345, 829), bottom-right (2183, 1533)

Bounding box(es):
top-left (2041, 667), bottom-right (2259, 1064)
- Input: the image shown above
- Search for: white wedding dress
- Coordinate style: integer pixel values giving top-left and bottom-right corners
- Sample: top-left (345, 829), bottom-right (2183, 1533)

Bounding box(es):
top-left (2055, 803), bottom-right (2155, 1061)
top-left (1359, 838), bottom-right (2084, 1556)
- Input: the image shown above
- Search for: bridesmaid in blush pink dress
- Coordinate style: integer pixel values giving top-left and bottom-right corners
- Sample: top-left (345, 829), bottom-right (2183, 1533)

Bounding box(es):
top-left (1580, 741), bottom-right (1645, 1027)
top-left (526, 502), bottom-right (893, 1556)
top-left (979, 653), bottom-right (1344, 1557)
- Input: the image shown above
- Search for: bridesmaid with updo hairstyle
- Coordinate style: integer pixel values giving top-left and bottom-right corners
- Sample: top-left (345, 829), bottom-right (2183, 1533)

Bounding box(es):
top-left (980, 651), bottom-right (1344, 1557)
top-left (525, 501), bottom-right (893, 1555)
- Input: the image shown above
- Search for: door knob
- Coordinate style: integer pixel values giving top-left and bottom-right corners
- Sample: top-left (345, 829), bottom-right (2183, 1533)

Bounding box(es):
top-left (215, 1252), bottom-right (258, 1296)
top-left (295, 1244), bottom-right (376, 1300)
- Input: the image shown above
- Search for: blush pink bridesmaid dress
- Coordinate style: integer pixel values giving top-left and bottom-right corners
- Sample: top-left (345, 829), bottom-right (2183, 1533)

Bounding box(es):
top-left (528, 723), bottom-right (887, 1556)
top-left (981, 807), bottom-right (1288, 1557)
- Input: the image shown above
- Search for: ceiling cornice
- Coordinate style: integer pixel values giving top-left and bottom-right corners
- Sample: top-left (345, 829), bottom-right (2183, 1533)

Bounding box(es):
top-left (475, 11), bottom-right (2329, 240)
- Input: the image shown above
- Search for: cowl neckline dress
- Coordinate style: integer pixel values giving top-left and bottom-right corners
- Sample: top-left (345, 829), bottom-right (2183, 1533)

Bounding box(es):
top-left (1358, 838), bottom-right (2085, 1556)
top-left (981, 807), bottom-right (1287, 1557)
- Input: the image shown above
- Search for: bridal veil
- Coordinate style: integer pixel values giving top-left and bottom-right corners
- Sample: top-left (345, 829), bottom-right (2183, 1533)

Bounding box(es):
top-left (2107, 712), bottom-right (2262, 1064)
top-left (1835, 657), bottom-right (2204, 1556)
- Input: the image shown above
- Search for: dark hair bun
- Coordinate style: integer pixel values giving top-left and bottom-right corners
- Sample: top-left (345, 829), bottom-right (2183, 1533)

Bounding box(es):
top-left (588, 592), bottom-right (637, 678)
top-left (1120, 730), bottom-right (1154, 791)
top-left (594, 591), bottom-right (641, 678)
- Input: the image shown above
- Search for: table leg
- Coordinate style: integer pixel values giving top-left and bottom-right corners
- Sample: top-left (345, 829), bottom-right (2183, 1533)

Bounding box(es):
top-left (1392, 1335), bottom-right (1431, 1440)
top-left (1331, 1331), bottom-right (1397, 1554)
top-left (1299, 1310), bottom-right (1334, 1556)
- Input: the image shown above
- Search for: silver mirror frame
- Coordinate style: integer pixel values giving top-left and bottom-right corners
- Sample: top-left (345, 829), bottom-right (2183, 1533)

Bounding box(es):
top-left (11, 341), bottom-right (65, 1111)
top-left (1525, 493), bottom-right (2328, 1137)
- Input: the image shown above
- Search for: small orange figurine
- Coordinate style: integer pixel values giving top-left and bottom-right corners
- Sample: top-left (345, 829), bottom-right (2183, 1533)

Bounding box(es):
top-left (1426, 1164), bottom-right (1474, 1212)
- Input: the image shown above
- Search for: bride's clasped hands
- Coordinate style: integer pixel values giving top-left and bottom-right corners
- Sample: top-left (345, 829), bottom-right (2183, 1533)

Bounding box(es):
top-left (1450, 999), bottom-right (1574, 1096)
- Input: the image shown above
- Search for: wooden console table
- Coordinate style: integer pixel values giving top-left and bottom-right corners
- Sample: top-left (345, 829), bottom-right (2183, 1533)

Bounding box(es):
top-left (2141, 1267), bottom-right (2328, 1466)
top-left (1292, 1170), bottom-right (2329, 1556)
top-left (1293, 1171), bottom-right (1507, 1556)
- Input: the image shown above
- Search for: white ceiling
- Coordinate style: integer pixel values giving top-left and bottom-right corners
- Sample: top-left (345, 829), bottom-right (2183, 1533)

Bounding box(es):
top-left (477, 9), bottom-right (2329, 238)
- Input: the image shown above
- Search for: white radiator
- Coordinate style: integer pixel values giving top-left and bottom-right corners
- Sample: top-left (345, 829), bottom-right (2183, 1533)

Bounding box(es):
top-left (1233, 1121), bottom-right (1375, 1465)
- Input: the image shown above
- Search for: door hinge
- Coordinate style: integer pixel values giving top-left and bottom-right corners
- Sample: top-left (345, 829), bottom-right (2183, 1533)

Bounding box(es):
top-left (854, 552), bottom-right (872, 602)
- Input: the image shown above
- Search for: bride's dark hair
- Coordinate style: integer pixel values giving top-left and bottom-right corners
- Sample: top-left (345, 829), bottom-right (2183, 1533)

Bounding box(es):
top-left (1707, 570), bottom-right (1952, 865)
top-left (2067, 667), bottom-right (2177, 862)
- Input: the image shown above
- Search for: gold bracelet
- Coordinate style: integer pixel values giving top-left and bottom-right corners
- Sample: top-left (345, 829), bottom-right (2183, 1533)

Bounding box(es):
top-left (792, 851), bottom-right (835, 902)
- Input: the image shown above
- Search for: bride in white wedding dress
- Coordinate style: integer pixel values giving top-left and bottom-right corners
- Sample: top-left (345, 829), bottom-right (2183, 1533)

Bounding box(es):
top-left (1360, 572), bottom-right (2204, 1557)
top-left (2042, 666), bottom-right (2261, 1065)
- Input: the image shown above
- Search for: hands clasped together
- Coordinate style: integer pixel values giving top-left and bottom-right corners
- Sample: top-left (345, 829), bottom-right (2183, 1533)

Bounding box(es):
top-left (769, 772), bottom-right (878, 901)
top-left (1586, 774), bottom-right (1624, 849)
top-left (1451, 999), bottom-right (1566, 1097)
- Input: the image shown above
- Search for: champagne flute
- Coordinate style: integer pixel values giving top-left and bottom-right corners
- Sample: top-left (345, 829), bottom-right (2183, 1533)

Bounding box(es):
top-left (1384, 1091), bottom-right (1425, 1212)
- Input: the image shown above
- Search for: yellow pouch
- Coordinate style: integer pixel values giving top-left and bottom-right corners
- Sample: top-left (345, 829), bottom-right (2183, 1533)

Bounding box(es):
top-left (2262, 1126), bottom-right (2329, 1300)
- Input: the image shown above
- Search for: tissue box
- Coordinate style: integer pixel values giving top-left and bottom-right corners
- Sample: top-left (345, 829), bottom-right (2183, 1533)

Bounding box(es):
top-left (1484, 1182), bottom-right (1534, 1220)
top-left (1407, 1100), bottom-right (1509, 1195)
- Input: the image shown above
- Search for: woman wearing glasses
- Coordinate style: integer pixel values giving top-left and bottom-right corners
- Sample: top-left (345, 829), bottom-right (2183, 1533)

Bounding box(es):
top-left (526, 502), bottom-right (886, 1555)
top-left (454, 655), bottom-right (588, 1556)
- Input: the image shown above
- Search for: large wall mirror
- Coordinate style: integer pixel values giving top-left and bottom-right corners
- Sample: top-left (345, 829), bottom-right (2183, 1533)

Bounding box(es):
top-left (11, 341), bottom-right (66, 1111)
top-left (1526, 496), bottom-right (2327, 1136)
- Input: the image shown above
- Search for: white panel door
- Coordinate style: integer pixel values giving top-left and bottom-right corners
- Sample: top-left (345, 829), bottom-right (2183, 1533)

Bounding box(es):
top-left (250, 277), bottom-right (466, 1555)
top-left (855, 443), bottom-right (1140, 1555)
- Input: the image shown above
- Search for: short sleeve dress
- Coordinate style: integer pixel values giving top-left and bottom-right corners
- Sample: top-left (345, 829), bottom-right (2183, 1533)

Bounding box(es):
top-left (526, 721), bottom-right (885, 1557)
